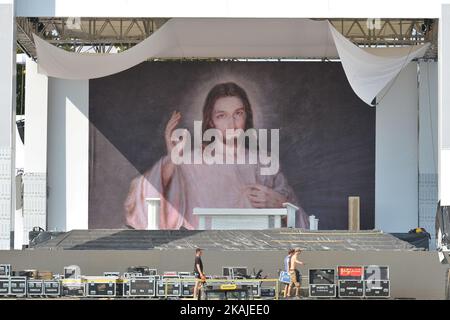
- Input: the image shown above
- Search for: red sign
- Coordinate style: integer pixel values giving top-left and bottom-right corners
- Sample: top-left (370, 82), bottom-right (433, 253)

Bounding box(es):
top-left (338, 266), bottom-right (363, 278)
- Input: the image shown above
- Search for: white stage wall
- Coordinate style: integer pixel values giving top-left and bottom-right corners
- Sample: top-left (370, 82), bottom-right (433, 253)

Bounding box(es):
top-left (24, 59), bottom-right (48, 173)
top-left (419, 61), bottom-right (439, 247)
top-left (47, 78), bottom-right (89, 232)
top-left (375, 63), bottom-right (419, 233)
top-left (44, 61), bottom-right (431, 234)
top-left (0, 1), bottom-right (16, 250)
top-left (440, 4), bottom-right (450, 206)
top-left (22, 59), bottom-right (48, 245)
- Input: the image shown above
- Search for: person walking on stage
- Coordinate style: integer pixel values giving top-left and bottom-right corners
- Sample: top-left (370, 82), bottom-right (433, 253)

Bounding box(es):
top-left (283, 248), bottom-right (294, 297)
top-left (193, 248), bottom-right (206, 299)
top-left (287, 248), bottom-right (304, 298)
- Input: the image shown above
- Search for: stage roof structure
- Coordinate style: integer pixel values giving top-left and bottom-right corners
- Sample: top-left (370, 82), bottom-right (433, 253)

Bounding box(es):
top-left (31, 18), bottom-right (430, 105)
top-left (16, 18), bottom-right (438, 59)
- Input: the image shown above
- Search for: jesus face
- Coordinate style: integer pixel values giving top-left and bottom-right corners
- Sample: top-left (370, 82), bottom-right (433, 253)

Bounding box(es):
top-left (210, 96), bottom-right (247, 141)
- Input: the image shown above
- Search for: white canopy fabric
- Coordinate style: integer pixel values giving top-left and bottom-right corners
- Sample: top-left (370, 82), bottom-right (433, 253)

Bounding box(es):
top-left (34, 18), bottom-right (430, 105)
top-left (34, 18), bottom-right (338, 79)
top-left (328, 21), bottom-right (430, 105)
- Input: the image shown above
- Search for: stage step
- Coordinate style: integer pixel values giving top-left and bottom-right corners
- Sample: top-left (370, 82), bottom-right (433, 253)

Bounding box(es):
top-left (28, 229), bottom-right (421, 251)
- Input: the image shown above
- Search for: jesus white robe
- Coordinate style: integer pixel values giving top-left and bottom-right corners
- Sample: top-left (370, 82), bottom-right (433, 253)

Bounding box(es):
top-left (124, 154), bottom-right (309, 230)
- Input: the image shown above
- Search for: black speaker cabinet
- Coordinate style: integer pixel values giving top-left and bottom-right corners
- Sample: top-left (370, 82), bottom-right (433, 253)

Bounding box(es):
top-left (86, 281), bottom-right (116, 297)
top-left (0, 277), bottom-right (10, 295)
top-left (157, 277), bottom-right (181, 297)
top-left (27, 280), bottom-right (44, 296)
top-left (0, 265), bottom-right (11, 277)
top-left (129, 276), bottom-right (156, 297)
top-left (365, 280), bottom-right (390, 298)
top-left (9, 277), bottom-right (27, 296)
top-left (43, 280), bottom-right (60, 296)
top-left (309, 269), bottom-right (336, 298)
top-left (338, 280), bottom-right (364, 298)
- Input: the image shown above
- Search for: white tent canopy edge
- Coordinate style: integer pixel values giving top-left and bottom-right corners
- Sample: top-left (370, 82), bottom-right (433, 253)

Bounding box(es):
top-left (34, 18), bottom-right (430, 106)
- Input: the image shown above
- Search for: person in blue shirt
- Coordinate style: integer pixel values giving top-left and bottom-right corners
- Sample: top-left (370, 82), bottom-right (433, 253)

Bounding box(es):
top-left (283, 249), bottom-right (294, 298)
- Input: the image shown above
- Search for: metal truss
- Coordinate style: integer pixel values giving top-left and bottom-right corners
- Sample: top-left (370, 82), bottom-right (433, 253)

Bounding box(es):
top-left (16, 17), bottom-right (169, 57)
top-left (16, 17), bottom-right (438, 60)
top-left (328, 19), bottom-right (437, 59)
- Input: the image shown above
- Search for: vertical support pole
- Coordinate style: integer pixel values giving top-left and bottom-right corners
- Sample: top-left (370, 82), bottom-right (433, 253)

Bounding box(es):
top-left (165, 279), bottom-right (168, 299)
top-left (348, 196), bottom-right (360, 231)
top-left (275, 280), bottom-right (279, 300)
top-left (439, 4), bottom-right (450, 206)
top-left (47, 79), bottom-right (89, 232)
top-left (22, 58), bottom-right (48, 246)
top-left (0, 0), bottom-right (16, 249)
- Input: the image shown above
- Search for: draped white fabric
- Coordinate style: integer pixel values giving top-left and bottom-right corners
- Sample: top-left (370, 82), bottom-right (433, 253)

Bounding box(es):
top-left (34, 18), bottom-right (338, 79)
top-left (328, 21), bottom-right (430, 105)
top-left (34, 18), bottom-right (430, 105)
top-left (33, 19), bottom-right (183, 80)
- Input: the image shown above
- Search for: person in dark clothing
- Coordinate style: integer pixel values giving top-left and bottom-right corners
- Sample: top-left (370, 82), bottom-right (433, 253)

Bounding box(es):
top-left (193, 248), bottom-right (206, 299)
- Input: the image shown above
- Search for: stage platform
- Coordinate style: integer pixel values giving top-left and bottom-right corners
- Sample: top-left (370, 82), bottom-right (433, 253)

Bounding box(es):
top-left (28, 229), bottom-right (418, 251)
top-left (0, 229), bottom-right (447, 299)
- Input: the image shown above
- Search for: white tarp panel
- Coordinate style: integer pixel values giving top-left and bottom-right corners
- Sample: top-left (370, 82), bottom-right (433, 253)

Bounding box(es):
top-left (328, 22), bottom-right (430, 105)
top-left (34, 19), bottom-right (338, 80)
top-left (35, 18), bottom-right (430, 105)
